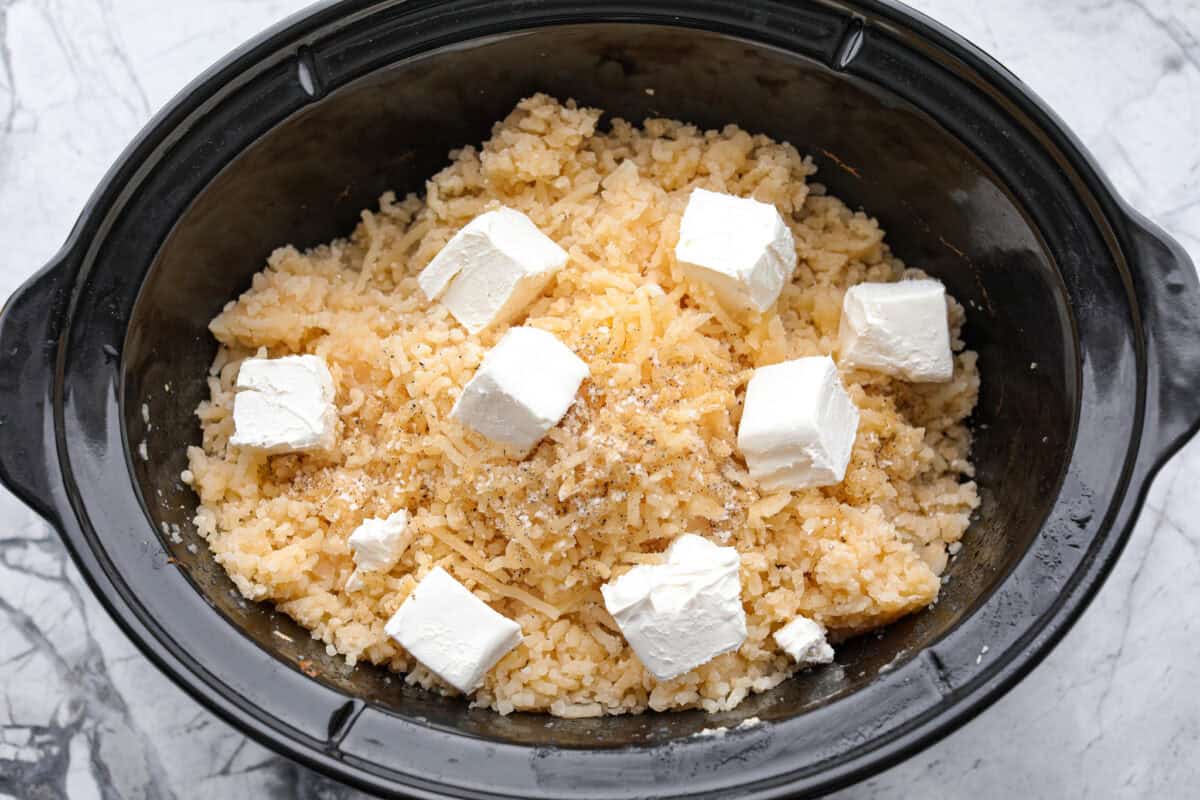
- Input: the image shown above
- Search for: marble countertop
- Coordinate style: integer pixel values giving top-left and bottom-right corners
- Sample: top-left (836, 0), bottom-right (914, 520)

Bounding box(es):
top-left (1, 1), bottom-right (1197, 797)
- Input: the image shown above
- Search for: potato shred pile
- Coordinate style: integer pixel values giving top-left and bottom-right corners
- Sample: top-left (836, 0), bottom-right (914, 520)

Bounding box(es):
top-left (186, 94), bottom-right (980, 717)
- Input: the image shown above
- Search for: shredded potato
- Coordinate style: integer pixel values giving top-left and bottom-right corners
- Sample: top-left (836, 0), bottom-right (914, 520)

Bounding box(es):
top-left (187, 94), bottom-right (980, 716)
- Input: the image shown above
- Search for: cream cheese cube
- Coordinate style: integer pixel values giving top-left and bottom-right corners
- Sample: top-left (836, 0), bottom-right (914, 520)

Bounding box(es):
top-left (736, 356), bottom-right (859, 491)
top-left (418, 207), bottom-right (568, 334)
top-left (450, 327), bottom-right (588, 454)
top-left (774, 615), bottom-right (835, 667)
top-left (345, 510), bottom-right (410, 590)
top-left (838, 279), bottom-right (954, 382)
top-left (674, 188), bottom-right (797, 312)
top-left (230, 355), bottom-right (336, 453)
top-left (600, 534), bottom-right (747, 681)
top-left (384, 566), bottom-right (523, 694)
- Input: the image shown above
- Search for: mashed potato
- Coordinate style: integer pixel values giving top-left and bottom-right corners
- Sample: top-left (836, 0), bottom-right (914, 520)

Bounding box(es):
top-left (186, 94), bottom-right (980, 717)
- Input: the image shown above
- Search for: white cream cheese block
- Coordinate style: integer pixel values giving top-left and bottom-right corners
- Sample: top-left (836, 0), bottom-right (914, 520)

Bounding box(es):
top-left (384, 566), bottom-right (523, 694)
top-left (230, 354), bottom-right (336, 454)
top-left (838, 279), bottom-right (954, 382)
top-left (345, 510), bottom-right (411, 591)
top-left (450, 326), bottom-right (588, 454)
top-left (674, 188), bottom-right (797, 312)
top-left (418, 207), bottom-right (568, 334)
top-left (600, 534), bottom-right (747, 681)
top-left (736, 355), bottom-right (859, 491)
top-left (773, 615), bottom-right (835, 667)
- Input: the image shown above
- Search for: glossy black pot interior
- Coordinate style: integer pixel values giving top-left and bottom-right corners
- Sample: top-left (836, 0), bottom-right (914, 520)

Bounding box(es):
top-left (2, 1), bottom-right (1199, 798)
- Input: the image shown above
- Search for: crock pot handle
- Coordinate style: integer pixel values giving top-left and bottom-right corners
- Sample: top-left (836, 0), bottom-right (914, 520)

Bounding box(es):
top-left (0, 257), bottom-right (71, 525)
top-left (1127, 212), bottom-right (1200, 461)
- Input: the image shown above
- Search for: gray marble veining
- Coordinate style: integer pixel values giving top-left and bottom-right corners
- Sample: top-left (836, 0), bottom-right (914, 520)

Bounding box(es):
top-left (1, 1), bottom-right (1198, 798)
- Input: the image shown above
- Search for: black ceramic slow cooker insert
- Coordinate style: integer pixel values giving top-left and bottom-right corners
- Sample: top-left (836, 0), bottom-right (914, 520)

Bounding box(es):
top-left (2, 1), bottom-right (1198, 798)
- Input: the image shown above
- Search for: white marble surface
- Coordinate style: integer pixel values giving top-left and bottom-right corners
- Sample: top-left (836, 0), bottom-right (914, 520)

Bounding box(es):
top-left (0, 1), bottom-right (1198, 797)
